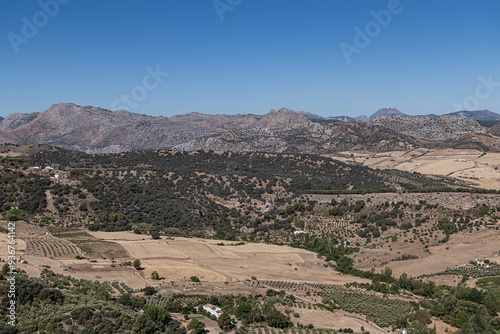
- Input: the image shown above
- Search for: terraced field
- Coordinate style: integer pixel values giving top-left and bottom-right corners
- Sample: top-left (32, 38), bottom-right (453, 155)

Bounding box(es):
top-left (26, 235), bottom-right (82, 258)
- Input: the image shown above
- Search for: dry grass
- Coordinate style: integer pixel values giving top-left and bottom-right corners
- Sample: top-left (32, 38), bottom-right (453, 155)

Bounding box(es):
top-left (331, 148), bottom-right (500, 189)
top-left (355, 228), bottom-right (500, 280)
top-left (87, 231), bottom-right (369, 285)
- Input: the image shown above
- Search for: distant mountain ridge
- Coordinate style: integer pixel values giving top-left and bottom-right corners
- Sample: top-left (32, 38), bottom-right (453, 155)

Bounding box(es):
top-left (299, 108), bottom-right (500, 123)
top-left (0, 103), bottom-right (496, 153)
top-left (0, 103), bottom-right (317, 153)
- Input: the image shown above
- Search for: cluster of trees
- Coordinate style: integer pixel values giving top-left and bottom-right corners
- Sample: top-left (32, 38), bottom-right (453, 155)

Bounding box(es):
top-left (22, 148), bottom-right (430, 234)
top-left (0, 167), bottom-right (50, 215)
top-left (27, 148), bottom-right (459, 211)
top-left (387, 273), bottom-right (500, 333)
top-left (324, 290), bottom-right (410, 328)
top-left (0, 270), bottom-right (187, 334)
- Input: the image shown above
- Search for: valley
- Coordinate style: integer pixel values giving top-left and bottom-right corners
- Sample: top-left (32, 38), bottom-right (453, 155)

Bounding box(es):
top-left (1, 142), bottom-right (500, 333)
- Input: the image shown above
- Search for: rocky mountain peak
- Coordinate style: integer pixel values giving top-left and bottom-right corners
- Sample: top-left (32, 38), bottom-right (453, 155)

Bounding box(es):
top-left (260, 108), bottom-right (312, 130)
top-left (369, 107), bottom-right (407, 120)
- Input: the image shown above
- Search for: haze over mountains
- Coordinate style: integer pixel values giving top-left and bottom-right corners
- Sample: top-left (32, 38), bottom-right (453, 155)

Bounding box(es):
top-left (1, 102), bottom-right (499, 153)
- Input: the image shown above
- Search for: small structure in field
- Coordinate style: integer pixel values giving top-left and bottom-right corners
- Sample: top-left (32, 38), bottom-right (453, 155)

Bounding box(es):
top-left (202, 304), bottom-right (223, 318)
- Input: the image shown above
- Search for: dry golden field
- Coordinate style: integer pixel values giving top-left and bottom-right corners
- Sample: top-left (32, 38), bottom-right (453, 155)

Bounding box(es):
top-left (1, 221), bottom-right (372, 290)
top-left (354, 227), bottom-right (500, 278)
top-left (330, 148), bottom-right (500, 189)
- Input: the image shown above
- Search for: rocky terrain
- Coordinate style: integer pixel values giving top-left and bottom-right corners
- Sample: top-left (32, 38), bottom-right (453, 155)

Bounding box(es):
top-left (0, 102), bottom-right (498, 153)
top-left (0, 103), bottom-right (285, 153)
top-left (174, 121), bottom-right (423, 153)
top-left (370, 115), bottom-right (486, 140)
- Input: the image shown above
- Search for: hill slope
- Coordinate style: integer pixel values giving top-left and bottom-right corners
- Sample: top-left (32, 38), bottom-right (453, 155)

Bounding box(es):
top-left (370, 115), bottom-right (485, 140)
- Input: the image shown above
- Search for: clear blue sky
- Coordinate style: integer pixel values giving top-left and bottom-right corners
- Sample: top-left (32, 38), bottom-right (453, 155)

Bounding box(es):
top-left (1, 0), bottom-right (499, 118)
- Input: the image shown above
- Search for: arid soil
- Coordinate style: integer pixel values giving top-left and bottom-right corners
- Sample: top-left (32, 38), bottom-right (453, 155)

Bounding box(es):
top-left (331, 148), bottom-right (500, 189)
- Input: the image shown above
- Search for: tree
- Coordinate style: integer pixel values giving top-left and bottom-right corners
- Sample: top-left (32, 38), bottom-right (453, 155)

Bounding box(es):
top-left (266, 310), bottom-right (290, 328)
top-left (190, 276), bottom-right (200, 282)
top-left (187, 318), bottom-right (205, 334)
top-left (236, 300), bottom-right (256, 323)
top-left (217, 312), bottom-right (232, 331)
top-left (133, 314), bottom-right (158, 334)
top-left (407, 320), bottom-right (436, 334)
top-left (70, 306), bottom-right (94, 326)
top-left (1, 263), bottom-right (10, 276)
top-left (151, 271), bottom-right (160, 280)
top-left (166, 319), bottom-right (187, 334)
top-left (142, 286), bottom-right (156, 296)
top-left (329, 206), bottom-right (344, 216)
top-left (414, 309), bottom-right (431, 325)
top-left (79, 203), bottom-right (88, 212)
top-left (133, 259), bottom-right (141, 270)
top-left (455, 310), bottom-right (469, 328)
top-left (144, 305), bottom-right (171, 328)
top-left (151, 231), bottom-right (160, 239)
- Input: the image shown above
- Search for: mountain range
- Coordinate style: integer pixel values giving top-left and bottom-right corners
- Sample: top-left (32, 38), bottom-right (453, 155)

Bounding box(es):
top-left (1, 103), bottom-right (499, 153)
top-left (299, 107), bottom-right (500, 122)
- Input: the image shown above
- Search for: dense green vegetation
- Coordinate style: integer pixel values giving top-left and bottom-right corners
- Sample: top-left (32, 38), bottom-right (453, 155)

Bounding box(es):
top-left (0, 270), bottom-right (186, 333)
top-left (476, 277), bottom-right (500, 300)
top-left (21, 149), bottom-right (462, 233)
top-left (324, 291), bottom-right (409, 327)
top-left (0, 168), bottom-right (50, 215)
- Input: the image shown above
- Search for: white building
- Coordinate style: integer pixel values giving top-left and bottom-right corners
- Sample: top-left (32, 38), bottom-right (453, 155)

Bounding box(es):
top-left (203, 304), bottom-right (223, 318)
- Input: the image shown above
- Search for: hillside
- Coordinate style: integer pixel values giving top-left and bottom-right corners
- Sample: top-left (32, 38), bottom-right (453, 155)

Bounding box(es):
top-left (447, 109), bottom-right (500, 121)
top-left (2, 147), bottom-right (500, 333)
top-left (370, 115), bottom-right (485, 140)
top-left (174, 121), bottom-right (425, 153)
top-left (23, 147), bottom-right (471, 231)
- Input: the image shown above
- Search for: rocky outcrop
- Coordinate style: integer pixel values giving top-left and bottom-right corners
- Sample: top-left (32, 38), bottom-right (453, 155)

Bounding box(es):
top-left (370, 115), bottom-right (485, 140)
top-left (0, 112), bottom-right (40, 131)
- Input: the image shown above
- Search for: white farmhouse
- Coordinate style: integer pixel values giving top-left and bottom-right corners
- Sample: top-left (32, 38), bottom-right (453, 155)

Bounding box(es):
top-left (203, 304), bottom-right (223, 318)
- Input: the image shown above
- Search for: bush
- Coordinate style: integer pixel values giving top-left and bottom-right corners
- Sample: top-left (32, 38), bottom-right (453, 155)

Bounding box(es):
top-left (4, 209), bottom-right (25, 221)
top-left (188, 318), bottom-right (205, 334)
top-left (190, 276), bottom-right (200, 282)
top-left (217, 312), bottom-right (233, 331)
top-left (142, 286), bottom-right (156, 296)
